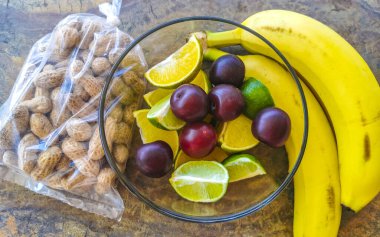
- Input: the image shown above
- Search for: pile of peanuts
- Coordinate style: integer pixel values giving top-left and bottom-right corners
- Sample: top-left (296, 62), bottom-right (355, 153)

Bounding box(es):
top-left (0, 17), bottom-right (146, 195)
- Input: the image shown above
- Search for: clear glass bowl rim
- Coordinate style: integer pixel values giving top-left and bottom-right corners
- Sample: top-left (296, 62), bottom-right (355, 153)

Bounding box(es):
top-left (98, 16), bottom-right (309, 223)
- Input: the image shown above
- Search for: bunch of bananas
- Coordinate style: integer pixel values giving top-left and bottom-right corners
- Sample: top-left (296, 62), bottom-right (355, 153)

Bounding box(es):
top-left (198, 10), bottom-right (380, 237)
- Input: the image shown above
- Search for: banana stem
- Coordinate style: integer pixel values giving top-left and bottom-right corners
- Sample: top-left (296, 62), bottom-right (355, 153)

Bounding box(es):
top-left (206, 29), bottom-right (241, 47)
top-left (203, 48), bottom-right (228, 61)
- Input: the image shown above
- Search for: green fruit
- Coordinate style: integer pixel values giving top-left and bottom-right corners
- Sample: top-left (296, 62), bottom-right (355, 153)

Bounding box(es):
top-left (222, 154), bottom-right (266, 182)
top-left (147, 94), bottom-right (186, 131)
top-left (241, 78), bottom-right (274, 119)
top-left (169, 161), bottom-right (229, 202)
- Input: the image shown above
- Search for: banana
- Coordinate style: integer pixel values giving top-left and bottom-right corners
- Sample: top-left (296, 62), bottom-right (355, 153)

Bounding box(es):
top-left (204, 48), bottom-right (341, 237)
top-left (202, 10), bottom-right (380, 211)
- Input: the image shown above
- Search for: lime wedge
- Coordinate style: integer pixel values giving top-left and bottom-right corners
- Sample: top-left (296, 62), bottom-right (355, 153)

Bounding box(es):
top-left (144, 34), bottom-right (202, 88)
top-left (241, 78), bottom-right (274, 119)
top-left (147, 94), bottom-right (186, 130)
top-left (133, 109), bottom-right (179, 155)
top-left (144, 89), bottom-right (174, 107)
top-left (222, 154), bottom-right (266, 182)
top-left (174, 147), bottom-right (228, 169)
top-left (143, 70), bottom-right (210, 107)
top-left (219, 114), bottom-right (260, 153)
top-left (169, 161), bottom-right (229, 202)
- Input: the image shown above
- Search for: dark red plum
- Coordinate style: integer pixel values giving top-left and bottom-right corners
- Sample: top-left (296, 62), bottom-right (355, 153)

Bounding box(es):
top-left (209, 84), bottom-right (245, 122)
top-left (209, 54), bottom-right (245, 87)
top-left (170, 84), bottom-right (209, 122)
top-left (179, 122), bottom-right (217, 158)
top-left (136, 141), bottom-right (173, 178)
top-left (251, 107), bottom-right (291, 148)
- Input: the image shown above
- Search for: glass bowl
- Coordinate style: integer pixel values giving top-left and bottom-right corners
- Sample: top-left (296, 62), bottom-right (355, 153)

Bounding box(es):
top-left (98, 16), bottom-right (308, 223)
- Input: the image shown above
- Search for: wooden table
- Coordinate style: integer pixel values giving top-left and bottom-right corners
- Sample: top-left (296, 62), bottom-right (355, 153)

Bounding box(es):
top-left (0, 0), bottom-right (379, 236)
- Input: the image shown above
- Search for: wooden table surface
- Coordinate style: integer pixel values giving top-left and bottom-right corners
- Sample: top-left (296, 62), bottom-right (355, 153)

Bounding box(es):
top-left (0, 0), bottom-right (379, 236)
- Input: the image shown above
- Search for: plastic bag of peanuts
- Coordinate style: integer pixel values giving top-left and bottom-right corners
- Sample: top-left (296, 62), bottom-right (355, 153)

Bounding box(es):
top-left (0, 1), bottom-right (146, 220)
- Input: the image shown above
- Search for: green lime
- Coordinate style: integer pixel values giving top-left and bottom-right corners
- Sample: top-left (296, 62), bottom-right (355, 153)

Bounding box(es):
top-left (133, 109), bottom-right (179, 155)
top-left (143, 70), bottom-right (210, 107)
top-left (144, 34), bottom-right (202, 89)
top-left (241, 78), bottom-right (274, 119)
top-left (143, 88), bottom-right (174, 107)
top-left (169, 161), bottom-right (229, 202)
top-left (222, 154), bottom-right (266, 182)
top-left (147, 94), bottom-right (186, 130)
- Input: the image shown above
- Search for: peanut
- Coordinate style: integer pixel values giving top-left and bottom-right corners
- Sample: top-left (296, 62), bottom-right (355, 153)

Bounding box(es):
top-left (17, 133), bottom-right (39, 173)
top-left (121, 71), bottom-right (139, 86)
top-left (79, 50), bottom-right (92, 63)
top-left (55, 59), bottom-right (69, 69)
top-left (95, 167), bottom-right (116, 194)
top-left (116, 162), bottom-right (126, 173)
top-left (50, 87), bottom-right (63, 104)
top-left (90, 30), bottom-right (130, 56)
top-left (46, 172), bottom-right (65, 189)
top-left (114, 122), bottom-right (132, 145)
top-left (88, 117), bottom-right (116, 160)
top-left (76, 103), bottom-right (97, 118)
top-left (49, 48), bottom-right (71, 63)
top-left (62, 137), bottom-right (87, 160)
top-left (123, 103), bottom-right (138, 124)
top-left (79, 20), bottom-right (102, 50)
top-left (30, 113), bottom-right (54, 139)
top-left (69, 59), bottom-right (84, 79)
top-left (55, 155), bottom-right (72, 172)
top-left (66, 20), bottom-right (82, 30)
top-left (91, 57), bottom-right (111, 76)
top-left (34, 69), bottom-right (65, 89)
top-left (110, 78), bottom-right (127, 97)
top-left (122, 71), bottom-right (146, 94)
top-left (108, 104), bottom-right (123, 122)
top-left (0, 105), bottom-right (30, 149)
top-left (67, 93), bottom-right (86, 114)
top-left (0, 123), bottom-right (19, 150)
top-left (108, 48), bottom-right (124, 65)
top-left (120, 54), bottom-right (146, 76)
top-left (43, 64), bottom-right (55, 72)
top-left (78, 74), bottom-right (104, 97)
top-left (21, 96), bottom-right (52, 114)
top-left (113, 144), bottom-right (129, 164)
top-left (74, 158), bottom-right (100, 177)
top-left (117, 87), bottom-right (135, 106)
top-left (73, 84), bottom-right (90, 102)
top-left (22, 85), bottom-right (36, 102)
top-left (11, 105), bottom-right (30, 134)
top-left (50, 106), bottom-right (72, 128)
top-left (66, 118), bottom-right (92, 142)
top-left (61, 169), bottom-right (86, 190)
top-left (2, 150), bottom-right (18, 168)
top-left (31, 146), bottom-right (62, 180)
top-left (35, 87), bottom-right (50, 98)
top-left (54, 26), bottom-right (80, 49)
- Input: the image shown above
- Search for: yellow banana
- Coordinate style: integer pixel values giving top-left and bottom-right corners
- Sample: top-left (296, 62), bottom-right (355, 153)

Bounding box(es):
top-left (202, 10), bottom-right (380, 211)
top-left (204, 48), bottom-right (341, 237)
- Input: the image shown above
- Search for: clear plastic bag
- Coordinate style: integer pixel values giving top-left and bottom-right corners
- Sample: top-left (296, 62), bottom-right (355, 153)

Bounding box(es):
top-left (0, 1), bottom-right (147, 220)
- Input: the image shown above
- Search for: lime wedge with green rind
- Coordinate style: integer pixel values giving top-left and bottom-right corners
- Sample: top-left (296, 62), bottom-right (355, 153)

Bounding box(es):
top-left (222, 154), bottom-right (266, 182)
top-left (147, 94), bottom-right (186, 131)
top-left (169, 161), bottom-right (229, 202)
